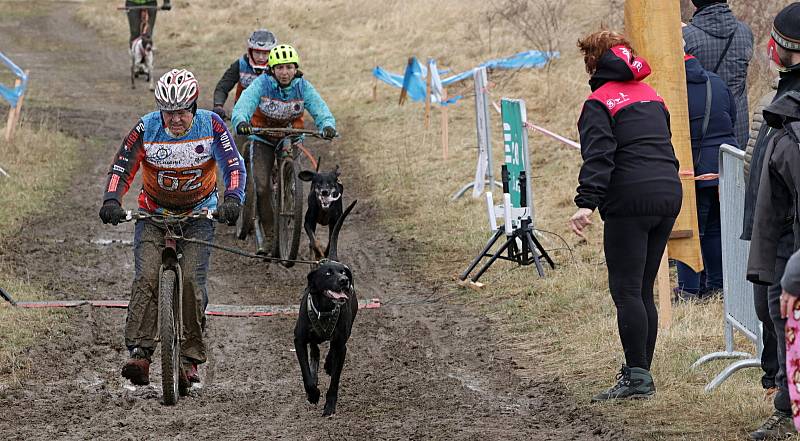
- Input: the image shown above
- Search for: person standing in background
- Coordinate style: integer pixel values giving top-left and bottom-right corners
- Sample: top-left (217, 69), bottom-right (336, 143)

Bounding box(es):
top-left (741, 4), bottom-right (800, 439)
top-left (683, 0), bottom-right (753, 148)
top-left (674, 50), bottom-right (738, 300)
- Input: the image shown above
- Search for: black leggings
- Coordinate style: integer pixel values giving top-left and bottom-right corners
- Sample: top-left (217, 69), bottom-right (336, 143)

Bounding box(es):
top-left (604, 216), bottom-right (676, 370)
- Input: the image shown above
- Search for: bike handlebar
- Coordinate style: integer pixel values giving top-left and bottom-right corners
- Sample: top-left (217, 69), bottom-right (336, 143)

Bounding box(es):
top-left (249, 127), bottom-right (335, 139)
top-left (117, 6), bottom-right (171, 11)
top-left (120, 210), bottom-right (217, 224)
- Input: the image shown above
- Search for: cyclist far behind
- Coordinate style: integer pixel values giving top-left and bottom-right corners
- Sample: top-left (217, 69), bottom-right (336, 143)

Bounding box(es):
top-left (213, 29), bottom-right (278, 161)
top-left (98, 69), bottom-right (245, 388)
top-left (212, 29), bottom-right (278, 124)
top-left (125, 0), bottom-right (171, 47)
top-left (231, 44), bottom-right (337, 256)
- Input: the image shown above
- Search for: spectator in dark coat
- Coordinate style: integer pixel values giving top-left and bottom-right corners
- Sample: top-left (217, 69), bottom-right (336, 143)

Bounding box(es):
top-left (748, 91), bottom-right (800, 440)
top-left (683, 0), bottom-right (753, 148)
top-left (675, 54), bottom-right (737, 300)
top-left (741, 4), bottom-right (800, 439)
top-left (569, 30), bottom-right (681, 403)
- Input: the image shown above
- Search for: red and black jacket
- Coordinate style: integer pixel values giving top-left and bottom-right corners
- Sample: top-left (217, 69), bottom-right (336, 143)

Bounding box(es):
top-left (575, 45), bottom-right (682, 219)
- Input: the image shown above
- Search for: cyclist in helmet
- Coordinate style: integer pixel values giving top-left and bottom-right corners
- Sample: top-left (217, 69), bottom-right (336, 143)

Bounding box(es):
top-left (125, 0), bottom-right (171, 47)
top-left (232, 44), bottom-right (336, 255)
top-left (212, 29), bottom-right (278, 123)
top-left (98, 69), bottom-right (246, 388)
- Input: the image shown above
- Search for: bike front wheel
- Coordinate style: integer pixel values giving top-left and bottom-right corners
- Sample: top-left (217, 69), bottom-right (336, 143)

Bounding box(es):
top-left (159, 269), bottom-right (181, 405)
top-left (276, 158), bottom-right (303, 267)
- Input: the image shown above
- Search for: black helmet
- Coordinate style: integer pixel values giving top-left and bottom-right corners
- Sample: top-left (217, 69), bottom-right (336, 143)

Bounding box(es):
top-left (247, 29), bottom-right (278, 70)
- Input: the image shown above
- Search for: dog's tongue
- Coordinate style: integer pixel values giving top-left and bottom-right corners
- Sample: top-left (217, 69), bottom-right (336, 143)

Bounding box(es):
top-left (324, 290), bottom-right (348, 300)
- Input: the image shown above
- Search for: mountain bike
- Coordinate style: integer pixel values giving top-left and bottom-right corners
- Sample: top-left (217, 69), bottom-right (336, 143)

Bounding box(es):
top-left (236, 127), bottom-right (327, 268)
top-left (120, 210), bottom-right (216, 405)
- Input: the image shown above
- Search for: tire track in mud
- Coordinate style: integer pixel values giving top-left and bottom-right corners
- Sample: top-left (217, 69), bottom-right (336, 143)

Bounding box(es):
top-left (0, 4), bottom-right (624, 440)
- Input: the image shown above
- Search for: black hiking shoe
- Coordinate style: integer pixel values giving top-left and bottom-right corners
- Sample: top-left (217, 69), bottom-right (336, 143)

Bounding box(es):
top-left (591, 365), bottom-right (655, 402)
top-left (750, 410), bottom-right (795, 440)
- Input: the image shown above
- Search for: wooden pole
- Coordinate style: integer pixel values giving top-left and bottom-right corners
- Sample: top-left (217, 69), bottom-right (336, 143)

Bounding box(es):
top-left (441, 88), bottom-right (449, 160)
top-left (625, 1), bottom-right (702, 329)
top-left (4, 77), bottom-right (24, 142)
top-left (398, 57), bottom-right (413, 106)
top-left (425, 58), bottom-right (433, 129)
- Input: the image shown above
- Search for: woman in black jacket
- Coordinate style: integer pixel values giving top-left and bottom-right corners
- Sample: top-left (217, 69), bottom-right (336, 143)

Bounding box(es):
top-left (569, 31), bottom-right (682, 401)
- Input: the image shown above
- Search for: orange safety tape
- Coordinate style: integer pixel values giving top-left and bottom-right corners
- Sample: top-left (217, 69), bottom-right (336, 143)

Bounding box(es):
top-left (12, 298), bottom-right (382, 317)
top-left (679, 170), bottom-right (719, 181)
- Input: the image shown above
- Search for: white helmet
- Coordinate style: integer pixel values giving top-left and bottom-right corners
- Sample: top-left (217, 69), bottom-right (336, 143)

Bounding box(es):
top-left (154, 69), bottom-right (199, 111)
top-left (247, 29), bottom-right (277, 70)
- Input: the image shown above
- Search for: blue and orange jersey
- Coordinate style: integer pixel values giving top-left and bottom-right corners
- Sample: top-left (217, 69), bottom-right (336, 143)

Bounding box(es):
top-left (231, 75), bottom-right (335, 142)
top-left (234, 55), bottom-right (261, 103)
top-left (103, 109), bottom-right (246, 213)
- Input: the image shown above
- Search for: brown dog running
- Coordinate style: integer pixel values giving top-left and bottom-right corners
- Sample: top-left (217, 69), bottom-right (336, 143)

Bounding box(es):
top-left (294, 200), bottom-right (357, 417)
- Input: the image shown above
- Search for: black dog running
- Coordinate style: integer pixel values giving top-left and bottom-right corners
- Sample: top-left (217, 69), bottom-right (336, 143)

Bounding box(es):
top-left (294, 200), bottom-right (357, 417)
top-left (298, 164), bottom-right (344, 260)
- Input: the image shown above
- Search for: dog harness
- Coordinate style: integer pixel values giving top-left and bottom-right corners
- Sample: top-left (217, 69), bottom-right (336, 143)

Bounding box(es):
top-left (103, 110), bottom-right (246, 212)
top-left (306, 292), bottom-right (343, 341)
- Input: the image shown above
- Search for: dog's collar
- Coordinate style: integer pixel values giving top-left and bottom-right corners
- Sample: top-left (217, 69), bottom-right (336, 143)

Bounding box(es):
top-left (307, 293), bottom-right (343, 341)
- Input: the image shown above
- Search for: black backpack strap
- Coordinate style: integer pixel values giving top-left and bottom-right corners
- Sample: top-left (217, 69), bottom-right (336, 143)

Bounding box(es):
top-left (701, 76), bottom-right (713, 140)
top-left (695, 77), bottom-right (713, 169)
top-left (713, 30), bottom-right (736, 73)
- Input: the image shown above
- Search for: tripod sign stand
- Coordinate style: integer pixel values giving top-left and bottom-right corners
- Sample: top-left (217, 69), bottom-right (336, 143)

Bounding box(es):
top-left (459, 166), bottom-right (554, 285)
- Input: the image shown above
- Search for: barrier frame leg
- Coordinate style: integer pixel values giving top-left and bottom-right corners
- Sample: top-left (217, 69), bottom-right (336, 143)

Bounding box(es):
top-left (451, 181), bottom-right (503, 200)
top-left (702, 358), bottom-right (762, 392)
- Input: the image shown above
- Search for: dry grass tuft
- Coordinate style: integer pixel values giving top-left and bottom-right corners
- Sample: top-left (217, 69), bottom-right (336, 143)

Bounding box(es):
top-left (74, 0), bottom-right (796, 438)
top-left (0, 119), bottom-right (79, 382)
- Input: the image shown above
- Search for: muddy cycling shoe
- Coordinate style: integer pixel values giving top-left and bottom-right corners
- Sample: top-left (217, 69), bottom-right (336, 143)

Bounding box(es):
top-left (591, 365), bottom-right (655, 402)
top-left (121, 348), bottom-right (151, 386)
top-left (183, 362), bottom-right (200, 383)
top-left (256, 236), bottom-right (275, 257)
top-left (178, 368), bottom-right (191, 396)
top-left (750, 410), bottom-right (795, 440)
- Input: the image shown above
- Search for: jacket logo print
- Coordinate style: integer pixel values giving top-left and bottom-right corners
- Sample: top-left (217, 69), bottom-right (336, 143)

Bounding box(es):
top-left (606, 92), bottom-right (630, 110)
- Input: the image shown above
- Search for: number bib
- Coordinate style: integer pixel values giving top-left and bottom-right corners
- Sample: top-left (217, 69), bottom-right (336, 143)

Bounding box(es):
top-left (139, 110), bottom-right (221, 210)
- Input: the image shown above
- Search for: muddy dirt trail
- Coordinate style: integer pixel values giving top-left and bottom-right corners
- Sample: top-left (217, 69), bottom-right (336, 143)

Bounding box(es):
top-left (0, 5), bottom-right (623, 440)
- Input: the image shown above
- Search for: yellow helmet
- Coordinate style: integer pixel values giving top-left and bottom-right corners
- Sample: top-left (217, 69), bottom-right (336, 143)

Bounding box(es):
top-left (268, 44), bottom-right (300, 68)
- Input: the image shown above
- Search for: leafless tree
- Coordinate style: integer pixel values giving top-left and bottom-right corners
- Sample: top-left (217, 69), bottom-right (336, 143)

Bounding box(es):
top-left (490, 0), bottom-right (567, 62)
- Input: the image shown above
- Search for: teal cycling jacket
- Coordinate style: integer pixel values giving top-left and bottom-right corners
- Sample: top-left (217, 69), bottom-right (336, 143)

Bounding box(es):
top-left (231, 74), bottom-right (335, 141)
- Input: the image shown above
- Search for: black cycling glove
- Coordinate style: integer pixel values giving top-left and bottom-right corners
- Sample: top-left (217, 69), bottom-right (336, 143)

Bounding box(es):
top-left (236, 121), bottom-right (252, 136)
top-left (99, 200), bottom-right (127, 225)
top-left (219, 196), bottom-right (241, 226)
top-left (321, 126), bottom-right (337, 140)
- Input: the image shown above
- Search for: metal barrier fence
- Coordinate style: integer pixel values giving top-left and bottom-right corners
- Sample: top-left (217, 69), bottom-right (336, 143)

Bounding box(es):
top-left (691, 144), bottom-right (762, 392)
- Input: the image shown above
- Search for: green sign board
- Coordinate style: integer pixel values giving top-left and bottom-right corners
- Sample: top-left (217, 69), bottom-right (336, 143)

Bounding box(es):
top-left (501, 99), bottom-right (531, 209)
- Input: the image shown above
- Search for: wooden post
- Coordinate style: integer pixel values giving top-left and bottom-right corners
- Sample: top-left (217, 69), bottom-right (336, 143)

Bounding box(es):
top-left (441, 88), bottom-right (449, 160)
top-left (424, 58), bottom-right (433, 129)
top-left (625, 1), bottom-right (702, 329)
top-left (398, 57), bottom-right (413, 106)
top-left (4, 76), bottom-right (25, 142)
